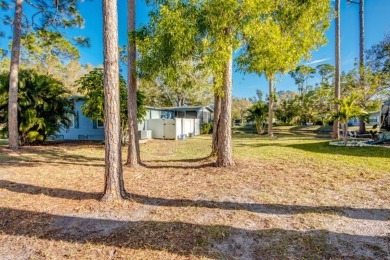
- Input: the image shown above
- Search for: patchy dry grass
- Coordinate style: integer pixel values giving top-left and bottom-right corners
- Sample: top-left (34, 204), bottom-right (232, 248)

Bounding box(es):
top-left (0, 130), bottom-right (389, 259)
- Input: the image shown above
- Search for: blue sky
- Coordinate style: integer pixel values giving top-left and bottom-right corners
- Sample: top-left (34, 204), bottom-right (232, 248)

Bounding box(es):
top-left (2, 0), bottom-right (390, 99)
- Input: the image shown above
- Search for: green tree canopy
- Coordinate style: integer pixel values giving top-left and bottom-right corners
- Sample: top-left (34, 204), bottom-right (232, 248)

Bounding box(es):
top-left (18, 30), bottom-right (92, 94)
top-left (137, 1), bottom-right (213, 106)
top-left (237, 0), bottom-right (332, 80)
top-left (367, 33), bottom-right (390, 74)
top-left (76, 68), bottom-right (146, 123)
top-left (1, 0), bottom-right (88, 46)
top-left (232, 97), bottom-right (252, 124)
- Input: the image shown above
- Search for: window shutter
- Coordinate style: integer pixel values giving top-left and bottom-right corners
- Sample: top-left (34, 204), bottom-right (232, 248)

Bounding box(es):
top-left (75, 111), bottom-right (80, 129)
top-left (93, 119), bottom-right (97, 129)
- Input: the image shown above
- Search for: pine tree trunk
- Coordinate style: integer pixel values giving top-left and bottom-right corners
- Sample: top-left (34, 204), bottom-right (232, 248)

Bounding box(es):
top-left (333, 0), bottom-right (341, 139)
top-left (268, 78), bottom-right (274, 137)
top-left (8, 0), bottom-right (24, 150)
top-left (126, 0), bottom-right (140, 167)
top-left (359, 0), bottom-right (364, 68)
top-left (358, 0), bottom-right (366, 134)
top-left (343, 123), bottom-right (348, 145)
top-left (216, 41), bottom-right (234, 167)
top-left (211, 92), bottom-right (221, 157)
top-left (101, 0), bottom-right (126, 202)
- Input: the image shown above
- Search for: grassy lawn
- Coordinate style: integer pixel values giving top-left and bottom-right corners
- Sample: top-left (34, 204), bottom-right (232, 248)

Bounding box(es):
top-left (0, 130), bottom-right (389, 259)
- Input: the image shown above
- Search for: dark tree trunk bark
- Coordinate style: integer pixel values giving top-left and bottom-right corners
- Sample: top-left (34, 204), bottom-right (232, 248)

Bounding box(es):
top-left (358, 0), bottom-right (366, 134)
top-left (358, 118), bottom-right (365, 134)
top-left (126, 0), bottom-right (140, 167)
top-left (359, 0), bottom-right (364, 68)
top-left (333, 0), bottom-right (341, 139)
top-left (101, 0), bottom-right (126, 202)
top-left (211, 92), bottom-right (221, 157)
top-left (216, 41), bottom-right (234, 167)
top-left (8, 0), bottom-right (24, 150)
top-left (268, 78), bottom-right (274, 137)
top-left (342, 123), bottom-right (348, 145)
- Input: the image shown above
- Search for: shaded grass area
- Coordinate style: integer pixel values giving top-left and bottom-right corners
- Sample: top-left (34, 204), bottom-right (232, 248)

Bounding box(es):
top-left (0, 131), bottom-right (389, 259)
top-left (0, 139), bottom-right (8, 146)
top-left (1, 207), bottom-right (387, 259)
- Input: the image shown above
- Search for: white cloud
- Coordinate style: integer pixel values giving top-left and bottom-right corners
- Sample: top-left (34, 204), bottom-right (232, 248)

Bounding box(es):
top-left (306, 58), bottom-right (330, 65)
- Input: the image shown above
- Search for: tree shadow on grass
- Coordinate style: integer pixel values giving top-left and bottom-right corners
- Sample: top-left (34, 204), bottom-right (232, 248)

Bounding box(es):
top-left (0, 180), bottom-right (100, 200)
top-left (141, 156), bottom-right (214, 169)
top-left (0, 146), bottom-right (102, 161)
top-left (140, 161), bottom-right (215, 169)
top-left (235, 140), bottom-right (390, 158)
top-left (0, 207), bottom-right (388, 259)
top-left (1, 180), bottom-right (388, 221)
top-left (144, 156), bottom-right (211, 163)
top-left (288, 141), bottom-right (390, 158)
top-left (0, 146), bottom-right (103, 167)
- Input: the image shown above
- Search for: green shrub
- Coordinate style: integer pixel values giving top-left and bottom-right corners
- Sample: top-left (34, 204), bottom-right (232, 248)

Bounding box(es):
top-left (201, 122), bottom-right (213, 134)
top-left (0, 69), bottom-right (73, 145)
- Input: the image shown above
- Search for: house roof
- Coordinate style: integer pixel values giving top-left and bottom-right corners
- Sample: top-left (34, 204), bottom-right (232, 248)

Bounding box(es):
top-left (165, 106), bottom-right (214, 112)
top-left (369, 111), bottom-right (380, 115)
top-left (144, 106), bottom-right (170, 111)
top-left (145, 106), bottom-right (213, 112)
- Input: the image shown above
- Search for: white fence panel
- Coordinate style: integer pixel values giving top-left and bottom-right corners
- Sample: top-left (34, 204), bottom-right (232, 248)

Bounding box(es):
top-left (194, 119), bottom-right (200, 135)
top-left (183, 119), bottom-right (192, 136)
top-left (145, 118), bottom-right (201, 139)
top-left (146, 119), bottom-right (165, 139)
top-left (176, 118), bottom-right (182, 138)
top-left (163, 119), bottom-right (176, 139)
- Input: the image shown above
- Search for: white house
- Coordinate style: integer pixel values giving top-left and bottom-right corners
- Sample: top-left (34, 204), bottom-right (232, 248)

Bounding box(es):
top-left (348, 111), bottom-right (381, 127)
top-left (56, 101), bottom-right (213, 141)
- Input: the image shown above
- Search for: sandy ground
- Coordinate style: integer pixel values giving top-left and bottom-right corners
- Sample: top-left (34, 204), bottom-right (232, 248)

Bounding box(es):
top-left (0, 137), bottom-right (389, 259)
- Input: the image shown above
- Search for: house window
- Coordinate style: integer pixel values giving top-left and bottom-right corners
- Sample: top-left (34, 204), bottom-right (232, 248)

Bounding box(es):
top-left (369, 117), bottom-right (377, 123)
top-left (97, 120), bottom-right (104, 128)
top-left (354, 118), bottom-right (358, 123)
top-left (177, 111), bottom-right (185, 118)
top-left (203, 111), bottom-right (209, 122)
top-left (69, 114), bottom-right (75, 128)
top-left (186, 111), bottom-right (197, 119)
top-left (161, 111), bottom-right (169, 119)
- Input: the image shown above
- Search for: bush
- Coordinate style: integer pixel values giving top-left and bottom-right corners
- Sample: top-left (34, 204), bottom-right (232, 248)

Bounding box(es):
top-left (0, 69), bottom-right (73, 145)
top-left (201, 122), bottom-right (213, 134)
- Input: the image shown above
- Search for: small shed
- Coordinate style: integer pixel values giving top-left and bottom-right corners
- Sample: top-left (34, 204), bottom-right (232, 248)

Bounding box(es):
top-left (169, 106), bottom-right (213, 124)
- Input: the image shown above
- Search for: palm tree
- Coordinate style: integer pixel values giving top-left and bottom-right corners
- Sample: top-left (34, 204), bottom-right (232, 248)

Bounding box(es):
top-left (8, 0), bottom-right (24, 150)
top-left (1, 70), bottom-right (73, 145)
top-left (247, 102), bottom-right (268, 135)
top-left (101, 0), bottom-right (126, 201)
top-left (329, 94), bottom-right (367, 145)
